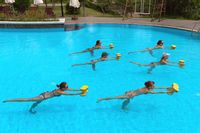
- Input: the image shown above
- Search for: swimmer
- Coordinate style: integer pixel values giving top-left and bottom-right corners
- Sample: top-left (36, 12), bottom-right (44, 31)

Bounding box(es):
top-left (128, 40), bottom-right (164, 56)
top-left (72, 52), bottom-right (118, 71)
top-left (69, 40), bottom-right (112, 56)
top-left (3, 82), bottom-right (84, 114)
top-left (97, 81), bottom-right (173, 110)
top-left (129, 53), bottom-right (181, 73)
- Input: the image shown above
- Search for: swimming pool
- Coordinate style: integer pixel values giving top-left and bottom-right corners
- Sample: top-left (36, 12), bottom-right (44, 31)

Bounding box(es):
top-left (0, 24), bottom-right (200, 133)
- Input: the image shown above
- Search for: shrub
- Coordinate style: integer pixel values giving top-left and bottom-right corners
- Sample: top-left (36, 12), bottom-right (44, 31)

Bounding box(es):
top-left (13, 0), bottom-right (31, 13)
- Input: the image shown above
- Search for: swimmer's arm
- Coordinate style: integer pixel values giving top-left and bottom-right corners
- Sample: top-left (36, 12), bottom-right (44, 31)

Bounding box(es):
top-left (106, 57), bottom-right (118, 61)
top-left (67, 88), bottom-right (82, 91)
top-left (58, 91), bottom-right (82, 96)
top-left (166, 62), bottom-right (179, 66)
top-left (129, 61), bottom-right (153, 66)
top-left (148, 91), bottom-right (168, 94)
top-left (167, 61), bottom-right (179, 64)
top-left (154, 86), bottom-right (171, 89)
top-left (100, 46), bottom-right (110, 49)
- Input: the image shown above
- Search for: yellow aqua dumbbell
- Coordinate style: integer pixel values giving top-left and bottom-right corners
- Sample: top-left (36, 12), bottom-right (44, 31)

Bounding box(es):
top-left (179, 60), bottom-right (185, 67)
top-left (116, 53), bottom-right (121, 60)
top-left (167, 83), bottom-right (179, 95)
top-left (109, 43), bottom-right (114, 49)
top-left (171, 45), bottom-right (176, 50)
top-left (80, 85), bottom-right (89, 96)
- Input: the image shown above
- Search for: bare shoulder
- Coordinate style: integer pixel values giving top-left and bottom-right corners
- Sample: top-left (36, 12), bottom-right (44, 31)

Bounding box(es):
top-left (54, 89), bottom-right (66, 94)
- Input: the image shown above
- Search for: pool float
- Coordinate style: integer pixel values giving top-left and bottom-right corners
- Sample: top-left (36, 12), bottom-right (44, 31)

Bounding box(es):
top-left (167, 83), bottom-right (179, 95)
top-left (179, 60), bottom-right (185, 66)
top-left (170, 45), bottom-right (176, 50)
top-left (109, 43), bottom-right (114, 49)
top-left (80, 85), bottom-right (89, 96)
top-left (116, 53), bottom-right (121, 60)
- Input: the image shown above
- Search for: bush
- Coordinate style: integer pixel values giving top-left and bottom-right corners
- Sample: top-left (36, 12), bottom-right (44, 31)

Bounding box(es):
top-left (13, 0), bottom-right (31, 13)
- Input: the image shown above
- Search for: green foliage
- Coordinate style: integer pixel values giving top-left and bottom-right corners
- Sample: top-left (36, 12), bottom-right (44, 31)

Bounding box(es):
top-left (13, 0), bottom-right (31, 13)
top-left (166, 0), bottom-right (200, 19)
top-left (0, 0), bottom-right (4, 4)
top-left (0, 9), bottom-right (58, 21)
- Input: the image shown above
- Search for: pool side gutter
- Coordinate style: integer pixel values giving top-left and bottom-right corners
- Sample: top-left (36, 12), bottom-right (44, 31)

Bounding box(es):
top-left (0, 21), bottom-right (64, 28)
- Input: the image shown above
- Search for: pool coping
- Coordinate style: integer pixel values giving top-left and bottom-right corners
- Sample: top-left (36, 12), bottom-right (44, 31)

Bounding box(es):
top-left (64, 17), bottom-right (200, 33)
top-left (0, 21), bottom-right (64, 28)
top-left (0, 17), bottom-right (200, 33)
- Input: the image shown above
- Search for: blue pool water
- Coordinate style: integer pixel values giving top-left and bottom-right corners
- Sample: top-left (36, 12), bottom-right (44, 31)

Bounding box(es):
top-left (0, 24), bottom-right (200, 133)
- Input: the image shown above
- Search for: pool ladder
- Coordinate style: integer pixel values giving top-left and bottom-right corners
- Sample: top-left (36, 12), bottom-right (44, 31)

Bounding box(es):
top-left (192, 21), bottom-right (200, 33)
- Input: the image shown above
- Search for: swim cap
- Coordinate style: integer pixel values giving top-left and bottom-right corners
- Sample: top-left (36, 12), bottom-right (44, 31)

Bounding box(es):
top-left (162, 52), bottom-right (170, 57)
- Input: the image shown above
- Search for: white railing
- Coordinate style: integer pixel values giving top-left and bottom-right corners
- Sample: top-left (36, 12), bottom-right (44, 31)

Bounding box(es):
top-left (192, 21), bottom-right (200, 33)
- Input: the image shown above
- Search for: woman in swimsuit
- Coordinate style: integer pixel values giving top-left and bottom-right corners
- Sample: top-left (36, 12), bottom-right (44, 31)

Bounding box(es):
top-left (128, 40), bottom-right (164, 56)
top-left (70, 40), bottom-right (111, 56)
top-left (3, 82), bottom-right (84, 114)
top-left (97, 81), bottom-right (172, 109)
top-left (129, 53), bottom-right (180, 73)
top-left (72, 52), bottom-right (118, 71)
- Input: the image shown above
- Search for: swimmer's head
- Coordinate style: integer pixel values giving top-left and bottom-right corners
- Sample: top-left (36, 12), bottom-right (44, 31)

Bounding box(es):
top-left (57, 82), bottom-right (68, 91)
top-left (145, 81), bottom-right (155, 89)
top-left (162, 52), bottom-right (170, 57)
top-left (157, 40), bottom-right (164, 46)
top-left (96, 40), bottom-right (102, 46)
top-left (101, 52), bottom-right (108, 58)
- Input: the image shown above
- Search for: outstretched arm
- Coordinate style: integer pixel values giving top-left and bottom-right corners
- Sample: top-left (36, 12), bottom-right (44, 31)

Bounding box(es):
top-left (67, 88), bottom-right (82, 91)
top-left (129, 61), bottom-right (155, 66)
top-left (154, 86), bottom-right (171, 89)
top-left (166, 61), bottom-right (179, 66)
top-left (148, 91), bottom-right (168, 94)
top-left (58, 91), bottom-right (83, 96)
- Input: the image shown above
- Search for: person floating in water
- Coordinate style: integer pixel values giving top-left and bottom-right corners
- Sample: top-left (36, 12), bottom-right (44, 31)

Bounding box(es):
top-left (69, 40), bottom-right (114, 56)
top-left (129, 53), bottom-right (183, 73)
top-left (128, 40), bottom-right (164, 56)
top-left (97, 81), bottom-right (178, 110)
top-left (3, 82), bottom-right (87, 114)
top-left (72, 52), bottom-right (121, 71)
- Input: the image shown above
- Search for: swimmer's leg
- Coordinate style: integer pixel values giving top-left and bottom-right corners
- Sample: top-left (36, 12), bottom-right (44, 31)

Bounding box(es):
top-left (148, 50), bottom-right (154, 57)
top-left (29, 100), bottom-right (43, 114)
top-left (92, 63), bottom-right (96, 71)
top-left (122, 99), bottom-right (130, 110)
top-left (3, 96), bottom-right (44, 103)
top-left (90, 50), bottom-right (94, 56)
top-left (147, 66), bottom-right (156, 74)
top-left (97, 95), bottom-right (129, 103)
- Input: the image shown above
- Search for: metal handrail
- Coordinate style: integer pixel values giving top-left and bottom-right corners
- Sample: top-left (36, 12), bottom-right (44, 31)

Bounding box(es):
top-left (192, 21), bottom-right (200, 32)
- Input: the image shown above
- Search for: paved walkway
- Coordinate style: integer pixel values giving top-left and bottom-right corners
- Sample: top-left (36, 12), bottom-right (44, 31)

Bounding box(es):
top-left (1, 17), bottom-right (200, 31)
top-left (64, 17), bottom-right (200, 32)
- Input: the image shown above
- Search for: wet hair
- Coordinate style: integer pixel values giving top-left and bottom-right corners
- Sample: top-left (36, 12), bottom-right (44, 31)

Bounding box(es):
top-left (57, 82), bottom-right (67, 90)
top-left (95, 40), bottom-right (101, 46)
top-left (144, 81), bottom-right (155, 89)
top-left (157, 40), bottom-right (163, 45)
top-left (101, 52), bottom-right (108, 58)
